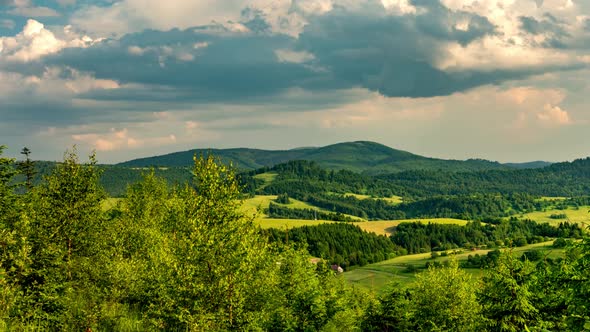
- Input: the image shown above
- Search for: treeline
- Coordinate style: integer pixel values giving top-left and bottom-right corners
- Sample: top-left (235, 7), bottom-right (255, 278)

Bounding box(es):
top-left (20, 161), bottom-right (194, 197)
top-left (262, 223), bottom-right (399, 269)
top-left (362, 248), bottom-right (590, 332)
top-left (267, 202), bottom-right (355, 221)
top-left (378, 158), bottom-right (590, 197)
top-left (264, 187), bottom-right (544, 221)
top-left (0, 148), bottom-right (370, 330)
top-left (250, 160), bottom-right (590, 221)
top-left (258, 158), bottom-right (590, 199)
top-left (2, 146), bottom-right (590, 331)
top-left (25, 156), bottom-right (590, 201)
top-left (389, 220), bottom-right (583, 254)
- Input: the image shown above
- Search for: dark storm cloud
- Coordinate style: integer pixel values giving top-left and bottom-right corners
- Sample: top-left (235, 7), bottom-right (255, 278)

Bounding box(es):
top-left (294, 1), bottom-right (560, 97)
top-left (8, 0), bottom-right (577, 105)
top-left (0, 100), bottom-right (91, 124)
top-left (44, 26), bottom-right (317, 101)
top-left (412, 0), bottom-right (496, 46)
top-left (519, 14), bottom-right (570, 49)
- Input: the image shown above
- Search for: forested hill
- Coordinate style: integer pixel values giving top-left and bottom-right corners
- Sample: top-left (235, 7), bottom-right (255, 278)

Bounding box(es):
top-left (25, 149), bottom-right (585, 198)
top-left (117, 141), bottom-right (516, 173)
top-left (378, 157), bottom-right (590, 197)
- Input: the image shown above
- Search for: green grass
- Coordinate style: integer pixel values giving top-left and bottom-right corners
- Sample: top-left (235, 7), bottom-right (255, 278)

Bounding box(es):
top-left (382, 195), bottom-right (403, 204)
top-left (242, 195), bottom-right (365, 221)
top-left (253, 172), bottom-right (278, 189)
top-left (344, 241), bottom-right (558, 292)
top-left (518, 206), bottom-right (590, 226)
top-left (255, 218), bottom-right (334, 229)
top-left (537, 196), bottom-right (568, 202)
top-left (357, 218), bottom-right (468, 236)
top-left (344, 193), bottom-right (403, 205)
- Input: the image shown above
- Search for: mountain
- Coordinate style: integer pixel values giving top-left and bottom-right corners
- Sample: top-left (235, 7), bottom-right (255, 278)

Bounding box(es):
top-left (503, 161), bottom-right (553, 169)
top-left (117, 141), bottom-right (512, 174)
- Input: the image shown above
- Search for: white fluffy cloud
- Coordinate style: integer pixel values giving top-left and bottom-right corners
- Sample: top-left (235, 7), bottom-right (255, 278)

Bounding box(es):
top-left (436, 0), bottom-right (588, 71)
top-left (0, 19), bottom-right (99, 62)
top-left (537, 104), bottom-right (572, 126)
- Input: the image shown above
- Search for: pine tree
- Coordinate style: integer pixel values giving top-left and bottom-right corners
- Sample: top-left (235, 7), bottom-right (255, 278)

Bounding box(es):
top-left (16, 147), bottom-right (35, 191)
top-left (479, 251), bottom-right (539, 331)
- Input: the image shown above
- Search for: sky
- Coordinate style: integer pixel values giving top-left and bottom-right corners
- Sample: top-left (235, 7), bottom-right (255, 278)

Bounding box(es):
top-left (0, 0), bottom-right (589, 164)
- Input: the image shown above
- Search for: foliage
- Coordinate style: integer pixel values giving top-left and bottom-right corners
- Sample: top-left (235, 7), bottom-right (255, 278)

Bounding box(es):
top-left (389, 219), bottom-right (580, 254)
top-left (267, 202), bottom-right (354, 221)
top-left (16, 147), bottom-right (36, 191)
top-left (263, 223), bottom-right (399, 269)
top-left (479, 251), bottom-right (539, 332)
top-left (3, 144), bottom-right (590, 331)
top-left (412, 259), bottom-right (484, 331)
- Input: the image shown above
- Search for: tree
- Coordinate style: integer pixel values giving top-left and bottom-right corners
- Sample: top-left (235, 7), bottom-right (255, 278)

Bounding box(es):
top-left (479, 250), bottom-right (539, 331)
top-left (23, 148), bottom-right (107, 329)
top-left (412, 259), bottom-right (484, 331)
top-left (276, 193), bottom-right (291, 204)
top-left (16, 147), bottom-right (35, 191)
top-left (562, 234), bottom-right (590, 330)
top-left (362, 283), bottom-right (414, 332)
top-left (0, 145), bottom-right (17, 224)
top-left (149, 154), bottom-right (277, 330)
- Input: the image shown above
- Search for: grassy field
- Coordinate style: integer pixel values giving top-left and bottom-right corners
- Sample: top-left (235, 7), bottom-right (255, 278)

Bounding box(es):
top-left (242, 195), bottom-right (352, 217)
top-left (356, 218), bottom-right (468, 236)
top-left (344, 193), bottom-right (403, 205)
top-left (253, 172), bottom-right (278, 189)
top-left (256, 218), bottom-right (334, 229)
top-left (518, 206), bottom-right (590, 226)
top-left (344, 241), bottom-right (559, 292)
top-left (243, 195), bottom-right (364, 229)
top-left (537, 196), bottom-right (568, 202)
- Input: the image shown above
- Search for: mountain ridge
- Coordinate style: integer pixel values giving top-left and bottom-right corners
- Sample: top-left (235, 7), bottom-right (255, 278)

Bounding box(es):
top-left (116, 141), bottom-right (550, 174)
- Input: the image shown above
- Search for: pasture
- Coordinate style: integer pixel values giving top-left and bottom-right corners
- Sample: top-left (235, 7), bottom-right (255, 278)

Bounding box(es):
top-left (344, 241), bottom-right (559, 292)
top-left (356, 218), bottom-right (468, 236)
top-left (242, 195), bottom-right (366, 221)
top-left (518, 206), bottom-right (590, 226)
top-left (344, 193), bottom-right (403, 205)
top-left (253, 172), bottom-right (278, 189)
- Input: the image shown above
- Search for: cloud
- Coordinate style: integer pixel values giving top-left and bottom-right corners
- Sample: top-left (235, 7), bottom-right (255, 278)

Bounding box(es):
top-left (1, 0), bottom-right (589, 163)
top-left (519, 14), bottom-right (570, 48)
top-left (71, 128), bottom-right (178, 151)
top-left (2, 0), bottom-right (62, 17)
top-left (0, 66), bottom-right (119, 129)
top-left (537, 103), bottom-right (572, 125)
top-left (69, 0), bottom-right (246, 36)
top-left (0, 19), bottom-right (99, 62)
top-left (2, 1), bottom-right (588, 102)
top-left (43, 27), bottom-right (317, 101)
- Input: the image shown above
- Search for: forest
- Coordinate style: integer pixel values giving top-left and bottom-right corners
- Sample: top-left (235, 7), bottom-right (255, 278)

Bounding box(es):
top-left (1, 145), bottom-right (590, 331)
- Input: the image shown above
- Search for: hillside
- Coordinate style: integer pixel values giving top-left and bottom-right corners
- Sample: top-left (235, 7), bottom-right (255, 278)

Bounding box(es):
top-left (117, 141), bottom-right (513, 173)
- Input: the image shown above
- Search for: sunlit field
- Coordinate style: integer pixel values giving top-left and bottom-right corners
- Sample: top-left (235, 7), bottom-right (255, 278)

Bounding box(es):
top-left (518, 206), bottom-right (590, 226)
top-left (345, 241), bottom-right (559, 292)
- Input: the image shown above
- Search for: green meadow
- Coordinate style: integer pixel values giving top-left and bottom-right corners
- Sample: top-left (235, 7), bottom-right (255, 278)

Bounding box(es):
top-left (344, 241), bottom-right (559, 292)
top-left (344, 193), bottom-right (403, 205)
top-left (518, 205), bottom-right (590, 226)
top-left (356, 218), bottom-right (468, 236)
